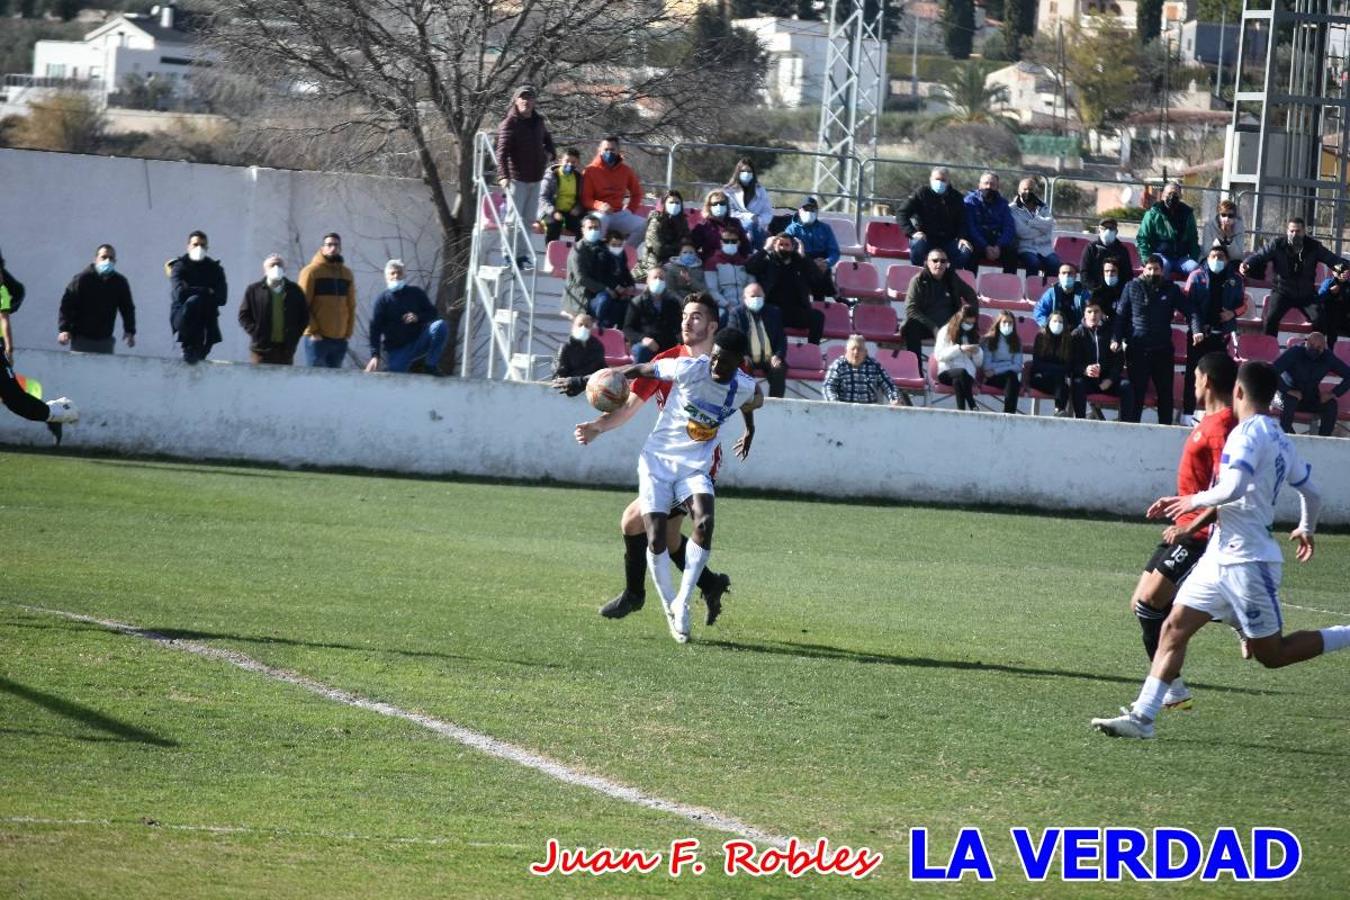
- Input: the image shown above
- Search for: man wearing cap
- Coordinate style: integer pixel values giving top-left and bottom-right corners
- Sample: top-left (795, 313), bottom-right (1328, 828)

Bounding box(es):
top-left (1080, 217), bottom-right (1135, 293)
top-left (783, 196), bottom-right (840, 301)
top-left (495, 85), bottom-right (556, 270)
top-left (1316, 261), bottom-right (1350, 347)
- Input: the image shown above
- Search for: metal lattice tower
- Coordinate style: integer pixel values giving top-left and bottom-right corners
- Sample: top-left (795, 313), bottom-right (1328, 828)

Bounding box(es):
top-left (813, 0), bottom-right (886, 214)
top-left (1223, 0), bottom-right (1350, 251)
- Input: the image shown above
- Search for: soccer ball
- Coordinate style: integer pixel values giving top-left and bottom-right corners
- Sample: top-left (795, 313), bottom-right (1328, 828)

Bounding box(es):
top-left (586, 368), bottom-right (630, 413)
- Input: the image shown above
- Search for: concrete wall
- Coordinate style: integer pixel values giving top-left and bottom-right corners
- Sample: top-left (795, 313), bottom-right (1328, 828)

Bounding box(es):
top-left (5, 350), bottom-right (1348, 524)
top-left (0, 148), bottom-right (442, 365)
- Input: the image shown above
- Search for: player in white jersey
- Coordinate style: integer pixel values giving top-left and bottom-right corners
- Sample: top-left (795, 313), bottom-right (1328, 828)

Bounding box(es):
top-left (1093, 361), bottom-right (1350, 739)
top-left (613, 327), bottom-right (762, 643)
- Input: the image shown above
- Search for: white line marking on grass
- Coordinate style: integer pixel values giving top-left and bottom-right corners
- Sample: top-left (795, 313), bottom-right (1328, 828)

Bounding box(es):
top-left (0, 816), bottom-right (502, 847)
top-left (20, 605), bottom-right (791, 848)
top-left (1283, 602), bottom-right (1350, 619)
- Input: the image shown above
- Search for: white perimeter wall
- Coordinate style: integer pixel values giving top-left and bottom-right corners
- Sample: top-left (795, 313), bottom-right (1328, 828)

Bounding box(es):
top-left (4, 350), bottom-right (1349, 525)
top-left (0, 148), bottom-right (441, 364)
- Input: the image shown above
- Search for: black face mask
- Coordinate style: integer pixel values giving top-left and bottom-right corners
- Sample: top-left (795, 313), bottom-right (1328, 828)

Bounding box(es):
top-left (1165, 195), bottom-right (1179, 207)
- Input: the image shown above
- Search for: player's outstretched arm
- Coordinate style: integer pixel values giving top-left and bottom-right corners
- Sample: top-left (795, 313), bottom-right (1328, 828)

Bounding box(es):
top-left (743, 383), bottom-right (765, 412)
top-left (574, 390), bottom-right (645, 445)
top-left (615, 362), bottom-right (660, 381)
top-left (1162, 506), bottom-right (1216, 543)
top-left (733, 407), bottom-right (756, 460)
top-left (1290, 474), bottom-right (1321, 563)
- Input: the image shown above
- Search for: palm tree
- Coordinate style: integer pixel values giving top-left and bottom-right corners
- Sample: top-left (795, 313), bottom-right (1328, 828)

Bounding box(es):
top-left (929, 63), bottom-right (1019, 130)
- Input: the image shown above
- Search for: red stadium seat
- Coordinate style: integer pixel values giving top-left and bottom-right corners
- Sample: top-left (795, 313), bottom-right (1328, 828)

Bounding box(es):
top-left (597, 328), bottom-right (631, 366)
top-left (1122, 240), bottom-right (1142, 273)
top-left (1233, 332), bottom-right (1281, 363)
top-left (979, 272), bottom-right (1025, 303)
top-left (864, 221), bottom-right (908, 258)
top-left (625, 245), bottom-right (638, 271)
top-left (480, 191), bottom-right (505, 230)
top-left (786, 341), bottom-right (824, 380)
top-left (834, 261), bottom-right (885, 302)
top-left (544, 239), bottom-right (574, 276)
top-left (1025, 275), bottom-right (1053, 301)
top-left (1172, 328), bottom-right (1188, 365)
top-left (818, 302), bottom-right (852, 340)
top-left (1053, 235), bottom-right (1093, 264)
top-left (875, 348), bottom-right (925, 394)
top-left (1015, 316), bottom-right (1041, 349)
top-left (854, 303), bottom-right (899, 341)
top-left (885, 264), bottom-right (922, 299)
top-left (684, 209), bottom-right (704, 229)
top-left (1279, 307), bottom-right (1314, 334)
top-left (957, 269), bottom-right (978, 292)
top-left (1335, 342), bottom-right (1350, 367)
top-left (824, 217), bottom-right (864, 258)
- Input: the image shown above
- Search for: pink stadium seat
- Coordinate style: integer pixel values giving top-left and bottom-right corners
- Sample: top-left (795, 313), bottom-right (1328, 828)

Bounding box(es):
top-left (625, 245), bottom-right (638, 271)
top-left (1025, 275), bottom-right (1053, 300)
top-left (818, 302), bottom-right (852, 340)
top-left (1335, 342), bottom-right (1350, 366)
top-left (1123, 240), bottom-right (1142, 273)
top-left (834, 261), bottom-right (885, 302)
top-left (875, 348), bottom-right (925, 393)
top-left (1171, 328), bottom-right (1188, 365)
top-left (684, 209), bottom-right (704, 229)
top-left (1279, 307), bottom-right (1313, 334)
top-left (1015, 316), bottom-right (1041, 349)
top-left (597, 328), bottom-right (631, 366)
top-left (824, 217), bottom-right (864, 258)
top-left (979, 272), bottom-right (1025, 303)
top-left (824, 344), bottom-right (846, 368)
top-left (864, 221), bottom-right (908, 259)
top-left (544, 239), bottom-right (573, 276)
top-left (786, 341), bottom-right (825, 380)
top-left (854, 303), bottom-right (899, 342)
top-left (957, 269), bottom-right (977, 292)
top-left (1053, 235), bottom-right (1093, 264)
top-left (1233, 332), bottom-right (1281, 363)
top-left (480, 191), bottom-right (505, 230)
top-left (885, 264), bottom-right (922, 299)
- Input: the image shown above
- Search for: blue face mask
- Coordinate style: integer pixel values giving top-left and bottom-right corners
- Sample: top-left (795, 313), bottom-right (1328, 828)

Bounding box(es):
top-left (665, 201), bottom-right (682, 216)
top-left (1207, 258), bottom-right (1225, 274)
top-left (95, 260), bottom-right (115, 276)
top-left (649, 280), bottom-right (666, 295)
top-left (601, 150), bottom-right (618, 165)
top-left (387, 279), bottom-right (406, 292)
top-left (583, 229), bottom-right (602, 243)
top-left (562, 163), bottom-right (575, 174)
top-left (738, 171), bottom-right (753, 185)
top-left (1104, 273), bottom-right (1119, 287)
top-left (1059, 274), bottom-right (1077, 291)
top-left (931, 179), bottom-right (948, 194)
top-left (679, 252), bottom-right (699, 267)
top-left (711, 203), bottom-right (729, 218)
top-left (721, 242), bottom-right (739, 256)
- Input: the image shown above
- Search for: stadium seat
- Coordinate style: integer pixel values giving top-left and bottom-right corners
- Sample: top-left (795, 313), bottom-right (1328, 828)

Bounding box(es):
top-left (684, 209), bottom-right (704, 229)
top-left (597, 328), bottom-right (632, 366)
top-left (1335, 342), bottom-right (1350, 366)
top-left (1278, 307), bottom-right (1314, 334)
top-left (834, 261), bottom-right (885, 302)
top-left (885, 264), bottom-right (922, 300)
top-left (1170, 328), bottom-right (1188, 365)
top-left (979, 272), bottom-right (1025, 304)
top-left (1015, 316), bottom-right (1041, 349)
top-left (1122, 240), bottom-right (1142, 273)
top-left (818, 302), bottom-right (853, 340)
top-left (544, 239), bottom-right (573, 276)
top-left (625, 245), bottom-right (638, 271)
top-left (864, 221), bottom-right (908, 258)
top-left (957, 269), bottom-right (977, 292)
top-left (1053, 235), bottom-right (1093, 264)
top-left (824, 216), bottom-right (865, 258)
top-left (786, 341), bottom-right (825, 380)
top-left (854, 303), bottom-right (899, 342)
top-left (480, 191), bottom-right (505, 230)
top-left (875, 348), bottom-right (925, 395)
top-left (1025, 275), bottom-right (1053, 300)
top-left (1233, 332), bottom-right (1281, 362)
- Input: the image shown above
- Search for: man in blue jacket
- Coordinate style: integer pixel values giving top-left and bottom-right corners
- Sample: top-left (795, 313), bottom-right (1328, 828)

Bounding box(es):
top-left (364, 260), bottom-right (447, 374)
top-left (1181, 244), bottom-right (1246, 421)
top-left (964, 172), bottom-right (1017, 274)
top-left (1273, 332), bottom-right (1350, 435)
top-left (1032, 262), bottom-right (1092, 329)
top-left (1113, 255), bottom-right (1186, 425)
top-left (783, 196), bottom-right (840, 301)
top-left (1317, 262), bottom-right (1350, 347)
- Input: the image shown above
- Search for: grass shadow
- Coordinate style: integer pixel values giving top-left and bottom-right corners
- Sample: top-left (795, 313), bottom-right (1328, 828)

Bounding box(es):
top-left (0, 675), bottom-right (177, 747)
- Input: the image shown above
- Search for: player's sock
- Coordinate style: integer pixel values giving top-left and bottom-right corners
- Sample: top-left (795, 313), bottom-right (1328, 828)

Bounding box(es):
top-left (1319, 626), bottom-right (1350, 654)
top-left (623, 533), bottom-right (647, 597)
top-left (645, 548), bottom-right (676, 609)
top-left (1130, 675), bottom-right (1170, 723)
top-left (667, 538), bottom-right (720, 593)
top-left (1164, 676), bottom-right (1188, 699)
top-left (1133, 599), bottom-right (1166, 659)
top-left (674, 541), bottom-right (710, 609)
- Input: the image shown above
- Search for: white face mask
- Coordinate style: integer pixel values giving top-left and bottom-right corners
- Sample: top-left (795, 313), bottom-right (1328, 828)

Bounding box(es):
top-left (266, 265), bottom-right (284, 284)
top-left (799, 210), bottom-right (816, 225)
top-left (188, 246), bottom-right (206, 262)
top-left (1049, 320), bottom-right (1064, 335)
top-left (931, 179), bottom-right (948, 194)
top-left (1207, 258), bottom-right (1225, 274)
top-left (998, 322), bottom-right (1013, 336)
top-left (1100, 229), bottom-right (1117, 245)
top-left (738, 171), bottom-right (753, 185)
top-left (745, 295), bottom-right (765, 313)
top-left (386, 279), bottom-right (406, 291)
top-left (571, 325), bottom-right (591, 342)
top-left (1104, 273), bottom-right (1120, 287)
top-left (649, 280), bottom-right (666, 295)
top-left (608, 245), bottom-right (625, 257)
top-left (960, 321), bottom-right (974, 332)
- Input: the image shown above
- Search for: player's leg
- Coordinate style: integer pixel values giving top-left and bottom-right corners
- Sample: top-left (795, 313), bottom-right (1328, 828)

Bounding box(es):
top-left (1132, 540), bottom-right (1203, 709)
top-left (665, 506), bottom-right (732, 625)
top-left (665, 490), bottom-right (715, 642)
top-left (1233, 562), bottom-right (1350, 669)
top-left (600, 498), bottom-right (649, 618)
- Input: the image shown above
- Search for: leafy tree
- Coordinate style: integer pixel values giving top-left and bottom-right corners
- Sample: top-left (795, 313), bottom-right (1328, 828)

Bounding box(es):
top-left (1063, 17), bottom-right (1139, 149)
top-left (1137, 0), bottom-right (1162, 43)
top-left (929, 61), bottom-right (1016, 127)
top-left (943, 0), bottom-right (975, 59)
top-left (918, 122), bottom-right (1022, 167)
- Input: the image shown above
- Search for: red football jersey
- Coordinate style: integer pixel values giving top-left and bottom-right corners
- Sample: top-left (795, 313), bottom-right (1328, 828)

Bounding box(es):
top-left (1175, 407), bottom-right (1236, 538)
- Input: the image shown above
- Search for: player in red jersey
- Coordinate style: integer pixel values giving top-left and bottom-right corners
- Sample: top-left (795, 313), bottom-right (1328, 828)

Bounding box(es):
top-left (1128, 351), bottom-right (1239, 711)
top-left (556, 293), bottom-right (736, 624)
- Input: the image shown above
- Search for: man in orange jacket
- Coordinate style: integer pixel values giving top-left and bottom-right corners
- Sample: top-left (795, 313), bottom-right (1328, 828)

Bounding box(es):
top-left (581, 136), bottom-right (646, 247)
top-left (298, 232), bottom-right (357, 368)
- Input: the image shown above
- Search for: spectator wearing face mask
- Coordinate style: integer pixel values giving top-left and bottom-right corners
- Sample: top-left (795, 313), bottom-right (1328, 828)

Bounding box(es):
top-left (580, 135), bottom-right (645, 246)
top-left (729, 283), bottom-right (787, 398)
top-left (1010, 178), bottom-right (1059, 278)
top-left (692, 189), bottom-right (750, 261)
top-left (1136, 182), bottom-right (1201, 278)
top-left (783, 196), bottom-right (839, 301)
top-left (1089, 259), bottom-right (1126, 317)
top-left (745, 233), bottom-right (826, 344)
top-left (1113, 255), bottom-right (1184, 424)
top-left (563, 216), bottom-right (636, 327)
top-left (1080, 217), bottom-right (1135, 293)
top-left (58, 243), bottom-right (136, 354)
top-left (704, 229), bottom-right (750, 320)
top-left (1069, 301), bottom-right (1133, 420)
top-left (623, 270), bottom-right (682, 363)
top-left (168, 229), bottom-right (228, 364)
top-left (1181, 244), bottom-right (1246, 421)
top-left (538, 147), bottom-right (585, 244)
top-left (663, 238), bottom-right (708, 297)
top-left (1031, 311), bottom-right (1073, 416)
top-left (634, 189), bottom-right (691, 280)
top-left (551, 312), bottom-right (606, 382)
top-left (981, 311), bottom-right (1023, 413)
top-left (238, 253), bottom-right (307, 365)
top-left (934, 306), bottom-right (984, 410)
top-left (1032, 262), bottom-right (1092, 330)
top-left (365, 260), bottom-right (447, 374)
top-left (964, 172), bottom-right (1018, 275)
top-left (898, 166), bottom-right (973, 269)
top-left (1201, 199), bottom-right (1246, 258)
top-left (1242, 217), bottom-right (1347, 337)
top-left (723, 157), bottom-right (773, 249)
top-left (1317, 262), bottom-right (1350, 346)
top-left (1273, 332), bottom-right (1350, 435)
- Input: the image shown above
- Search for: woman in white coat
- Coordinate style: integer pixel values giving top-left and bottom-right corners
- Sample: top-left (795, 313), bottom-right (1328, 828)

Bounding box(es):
top-left (933, 305), bottom-right (984, 410)
top-left (723, 157), bottom-right (774, 250)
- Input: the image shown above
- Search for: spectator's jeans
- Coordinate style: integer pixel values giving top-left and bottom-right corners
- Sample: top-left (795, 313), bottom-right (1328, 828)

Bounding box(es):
top-left (973, 243), bottom-right (1019, 274)
top-left (1156, 254), bottom-right (1200, 278)
top-left (172, 294), bottom-right (220, 360)
top-left (504, 180), bottom-right (542, 260)
top-left (631, 342), bottom-right (659, 364)
top-left (1125, 344), bottom-right (1175, 424)
top-left (1029, 367), bottom-right (1070, 412)
top-left (384, 320), bottom-right (449, 373)
top-left (1072, 376), bottom-right (1136, 420)
top-left (1262, 288), bottom-right (1318, 336)
top-left (305, 336), bottom-right (349, 368)
top-left (982, 371), bottom-right (1020, 413)
top-left (599, 209), bottom-right (646, 246)
top-left (909, 237), bottom-right (972, 271)
top-left (588, 290), bottom-right (625, 330)
top-left (70, 336), bottom-right (115, 354)
top-left (1183, 332), bottom-right (1228, 414)
top-left (1279, 388), bottom-right (1338, 436)
top-left (1018, 251), bottom-right (1062, 278)
top-left (741, 217), bottom-right (768, 252)
top-left (544, 211), bottom-right (583, 244)
top-left (900, 319), bottom-right (935, 359)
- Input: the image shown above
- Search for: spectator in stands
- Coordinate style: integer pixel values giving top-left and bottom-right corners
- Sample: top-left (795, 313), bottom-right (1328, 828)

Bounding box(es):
top-left (238, 253), bottom-right (306, 365)
top-left (1136, 181), bottom-right (1201, 278)
top-left (1080, 217), bottom-right (1134, 293)
top-left (730, 283), bottom-right (787, 398)
top-left (934, 306), bottom-right (983, 410)
top-left (1317, 262), bottom-right (1350, 346)
top-left (1031, 310), bottom-right (1074, 416)
top-left (782, 196), bottom-right (838, 301)
top-left (1242, 217), bottom-right (1347, 337)
top-left (1070, 301), bottom-right (1134, 419)
top-left (1181, 244), bottom-right (1246, 421)
top-left (581, 136), bottom-right (644, 246)
top-left (1201, 199), bottom-right (1246, 258)
top-left (551, 312), bottom-right (605, 380)
top-left (964, 172), bottom-right (1018, 275)
top-left (364, 260), bottom-right (447, 374)
top-left (495, 85), bottom-right (555, 269)
top-left (635, 189), bottom-right (691, 279)
top-left (1113, 255), bottom-right (1183, 424)
top-left (704, 229), bottom-right (750, 321)
top-left (1032, 262), bottom-right (1092, 329)
top-left (664, 237), bottom-right (708, 297)
top-left (1273, 332), bottom-right (1350, 436)
top-left (58, 243), bottom-right (135, 354)
top-left (693, 189), bottom-right (750, 261)
top-left (563, 217), bottom-right (635, 327)
top-left (169, 230), bottom-right (227, 364)
top-left (823, 335), bottom-right (901, 406)
top-left (624, 269), bottom-right (681, 363)
top-left (900, 247), bottom-right (980, 358)
top-left (981, 310), bottom-right (1023, 413)
top-left (723, 157), bottom-right (774, 249)
top-left (1011, 178), bottom-right (1059, 278)
top-left (299, 233), bottom-right (356, 368)
top-left (745, 232), bottom-right (825, 344)
top-left (898, 166), bottom-right (973, 270)
top-left (1089, 259), bottom-right (1125, 318)
top-left (539, 147), bottom-right (584, 244)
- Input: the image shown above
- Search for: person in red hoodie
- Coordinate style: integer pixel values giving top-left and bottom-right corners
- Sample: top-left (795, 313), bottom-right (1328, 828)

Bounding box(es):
top-left (580, 136), bottom-right (645, 247)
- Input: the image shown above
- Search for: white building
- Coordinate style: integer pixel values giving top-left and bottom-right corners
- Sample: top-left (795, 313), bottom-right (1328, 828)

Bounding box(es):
top-left (1036, 0), bottom-right (1138, 34)
top-left (984, 61), bottom-right (1072, 128)
top-left (731, 16), bottom-right (884, 110)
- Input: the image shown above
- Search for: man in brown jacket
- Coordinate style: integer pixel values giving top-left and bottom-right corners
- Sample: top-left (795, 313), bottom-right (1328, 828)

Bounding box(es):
top-left (495, 85), bottom-right (555, 270)
top-left (900, 246), bottom-right (980, 358)
top-left (298, 233), bottom-right (356, 367)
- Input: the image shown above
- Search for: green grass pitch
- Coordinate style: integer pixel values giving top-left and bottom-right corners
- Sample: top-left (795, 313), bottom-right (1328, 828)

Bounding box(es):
top-left (1, 451), bottom-right (1347, 898)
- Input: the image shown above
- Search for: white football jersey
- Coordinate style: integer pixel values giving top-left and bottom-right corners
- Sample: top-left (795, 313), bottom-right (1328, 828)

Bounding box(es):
top-left (1210, 414), bottom-right (1313, 563)
top-left (642, 355), bottom-right (757, 471)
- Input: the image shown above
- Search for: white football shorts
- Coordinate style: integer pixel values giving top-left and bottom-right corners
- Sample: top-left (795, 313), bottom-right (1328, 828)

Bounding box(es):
top-left (637, 452), bottom-right (714, 516)
top-left (1174, 553), bottom-right (1284, 639)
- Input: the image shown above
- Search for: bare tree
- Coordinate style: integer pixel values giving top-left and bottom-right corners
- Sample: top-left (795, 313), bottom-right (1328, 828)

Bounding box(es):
top-left (206, 0), bottom-right (763, 369)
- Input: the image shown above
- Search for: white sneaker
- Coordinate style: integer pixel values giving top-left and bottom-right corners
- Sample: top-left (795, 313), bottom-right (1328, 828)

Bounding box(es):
top-left (46, 397), bottom-right (79, 424)
top-left (1178, 413), bottom-right (1198, 427)
top-left (1091, 707), bottom-right (1155, 739)
top-left (665, 598), bottom-right (690, 644)
top-left (1162, 686), bottom-right (1193, 711)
